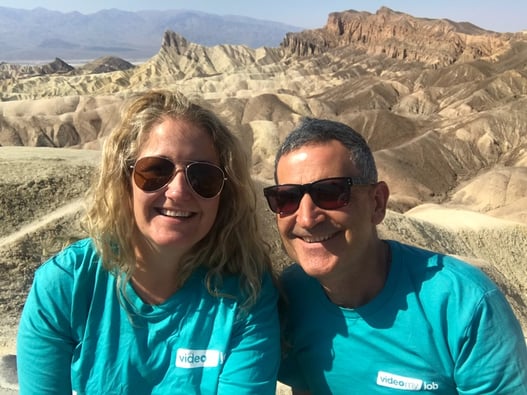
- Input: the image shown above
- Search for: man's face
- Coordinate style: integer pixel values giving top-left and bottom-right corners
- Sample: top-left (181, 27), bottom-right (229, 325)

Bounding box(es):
top-left (274, 140), bottom-right (387, 283)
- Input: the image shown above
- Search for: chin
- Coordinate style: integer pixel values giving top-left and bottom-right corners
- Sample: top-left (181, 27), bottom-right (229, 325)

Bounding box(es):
top-left (150, 235), bottom-right (195, 249)
top-left (299, 260), bottom-right (337, 278)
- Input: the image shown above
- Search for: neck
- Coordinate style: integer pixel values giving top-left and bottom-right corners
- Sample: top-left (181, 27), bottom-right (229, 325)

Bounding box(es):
top-left (131, 272), bottom-right (181, 305)
top-left (322, 240), bottom-right (391, 308)
top-left (131, 242), bottom-right (186, 305)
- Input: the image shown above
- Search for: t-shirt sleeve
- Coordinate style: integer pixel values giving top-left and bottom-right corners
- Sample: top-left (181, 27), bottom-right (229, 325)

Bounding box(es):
top-left (17, 254), bottom-right (77, 394)
top-left (454, 288), bottom-right (527, 394)
top-left (217, 273), bottom-right (280, 395)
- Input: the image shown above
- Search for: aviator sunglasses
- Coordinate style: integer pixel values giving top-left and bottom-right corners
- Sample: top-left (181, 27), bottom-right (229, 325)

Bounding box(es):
top-left (263, 177), bottom-right (372, 215)
top-left (131, 156), bottom-right (227, 198)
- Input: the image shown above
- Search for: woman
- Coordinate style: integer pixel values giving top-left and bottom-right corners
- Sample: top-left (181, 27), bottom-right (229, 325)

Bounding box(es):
top-left (17, 90), bottom-right (280, 394)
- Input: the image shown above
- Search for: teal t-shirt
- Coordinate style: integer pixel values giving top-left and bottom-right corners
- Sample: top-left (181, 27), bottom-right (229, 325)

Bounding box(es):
top-left (278, 240), bottom-right (527, 394)
top-left (17, 238), bottom-right (280, 394)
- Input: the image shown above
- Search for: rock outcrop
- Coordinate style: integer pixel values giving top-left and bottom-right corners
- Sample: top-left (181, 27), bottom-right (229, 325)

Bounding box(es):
top-left (76, 56), bottom-right (135, 75)
top-left (0, 57), bottom-right (73, 80)
top-left (281, 7), bottom-right (512, 66)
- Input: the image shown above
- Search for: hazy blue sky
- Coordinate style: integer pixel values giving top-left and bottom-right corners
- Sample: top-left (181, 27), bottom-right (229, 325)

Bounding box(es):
top-left (2, 1), bottom-right (526, 33)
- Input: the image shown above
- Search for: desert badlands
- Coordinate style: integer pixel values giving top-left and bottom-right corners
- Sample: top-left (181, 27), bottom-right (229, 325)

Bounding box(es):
top-left (1, 6), bottom-right (527, 393)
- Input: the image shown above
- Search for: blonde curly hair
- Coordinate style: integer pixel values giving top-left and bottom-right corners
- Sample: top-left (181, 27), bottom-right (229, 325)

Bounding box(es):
top-left (83, 90), bottom-right (273, 307)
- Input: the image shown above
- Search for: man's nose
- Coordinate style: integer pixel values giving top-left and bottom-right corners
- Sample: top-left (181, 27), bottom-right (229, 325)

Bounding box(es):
top-left (295, 193), bottom-right (325, 228)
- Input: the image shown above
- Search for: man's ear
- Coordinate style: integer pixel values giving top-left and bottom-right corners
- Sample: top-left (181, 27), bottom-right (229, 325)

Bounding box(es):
top-left (371, 181), bottom-right (389, 225)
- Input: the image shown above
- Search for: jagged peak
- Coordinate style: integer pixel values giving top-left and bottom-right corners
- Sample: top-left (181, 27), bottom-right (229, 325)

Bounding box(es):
top-left (161, 30), bottom-right (191, 54)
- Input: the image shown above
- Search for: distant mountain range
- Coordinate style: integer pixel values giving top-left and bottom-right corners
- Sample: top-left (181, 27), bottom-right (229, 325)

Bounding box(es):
top-left (0, 6), bottom-right (303, 63)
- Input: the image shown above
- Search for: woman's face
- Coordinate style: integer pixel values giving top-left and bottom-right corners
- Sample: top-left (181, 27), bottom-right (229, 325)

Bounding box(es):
top-left (131, 117), bottom-right (221, 259)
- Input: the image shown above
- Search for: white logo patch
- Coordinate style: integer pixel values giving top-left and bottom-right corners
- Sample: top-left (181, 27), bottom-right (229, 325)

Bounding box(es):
top-left (377, 371), bottom-right (423, 390)
top-left (376, 371), bottom-right (440, 391)
top-left (175, 348), bottom-right (225, 368)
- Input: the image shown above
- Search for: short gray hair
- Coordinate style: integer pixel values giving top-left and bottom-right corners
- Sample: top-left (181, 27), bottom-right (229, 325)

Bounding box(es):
top-left (275, 117), bottom-right (378, 182)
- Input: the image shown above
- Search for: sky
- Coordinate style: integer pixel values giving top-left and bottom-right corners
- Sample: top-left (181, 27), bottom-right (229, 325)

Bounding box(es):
top-left (1, 0), bottom-right (526, 33)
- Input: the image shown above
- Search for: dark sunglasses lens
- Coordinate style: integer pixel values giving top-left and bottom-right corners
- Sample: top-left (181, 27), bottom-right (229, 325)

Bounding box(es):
top-left (265, 186), bottom-right (303, 215)
top-left (186, 162), bottom-right (225, 198)
top-left (133, 157), bottom-right (174, 191)
top-left (311, 178), bottom-right (350, 209)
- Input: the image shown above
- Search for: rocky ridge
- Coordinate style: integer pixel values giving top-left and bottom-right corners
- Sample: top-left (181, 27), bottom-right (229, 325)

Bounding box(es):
top-left (0, 58), bottom-right (73, 80)
top-left (281, 7), bottom-right (513, 65)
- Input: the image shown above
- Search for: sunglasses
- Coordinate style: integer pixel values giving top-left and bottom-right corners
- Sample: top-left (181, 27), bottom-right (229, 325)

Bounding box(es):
top-left (263, 177), bottom-right (372, 215)
top-left (131, 156), bottom-right (227, 198)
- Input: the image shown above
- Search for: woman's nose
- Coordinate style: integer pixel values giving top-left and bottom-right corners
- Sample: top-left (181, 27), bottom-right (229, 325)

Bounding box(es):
top-left (165, 168), bottom-right (192, 198)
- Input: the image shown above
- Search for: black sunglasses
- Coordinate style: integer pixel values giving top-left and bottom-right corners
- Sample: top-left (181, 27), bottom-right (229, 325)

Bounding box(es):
top-left (263, 177), bottom-right (372, 215)
top-left (131, 156), bottom-right (227, 198)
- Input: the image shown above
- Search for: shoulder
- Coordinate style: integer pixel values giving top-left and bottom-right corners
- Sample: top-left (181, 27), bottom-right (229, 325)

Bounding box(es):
top-left (388, 240), bottom-right (500, 296)
top-left (34, 238), bottom-right (103, 285)
top-left (22, 238), bottom-right (106, 330)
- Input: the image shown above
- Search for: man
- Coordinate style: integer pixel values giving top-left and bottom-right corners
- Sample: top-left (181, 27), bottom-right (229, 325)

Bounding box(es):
top-left (264, 117), bottom-right (527, 394)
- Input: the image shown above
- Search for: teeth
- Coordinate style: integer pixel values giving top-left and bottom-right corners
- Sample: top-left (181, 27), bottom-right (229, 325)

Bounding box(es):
top-left (159, 208), bottom-right (192, 218)
top-left (302, 234), bottom-right (333, 243)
